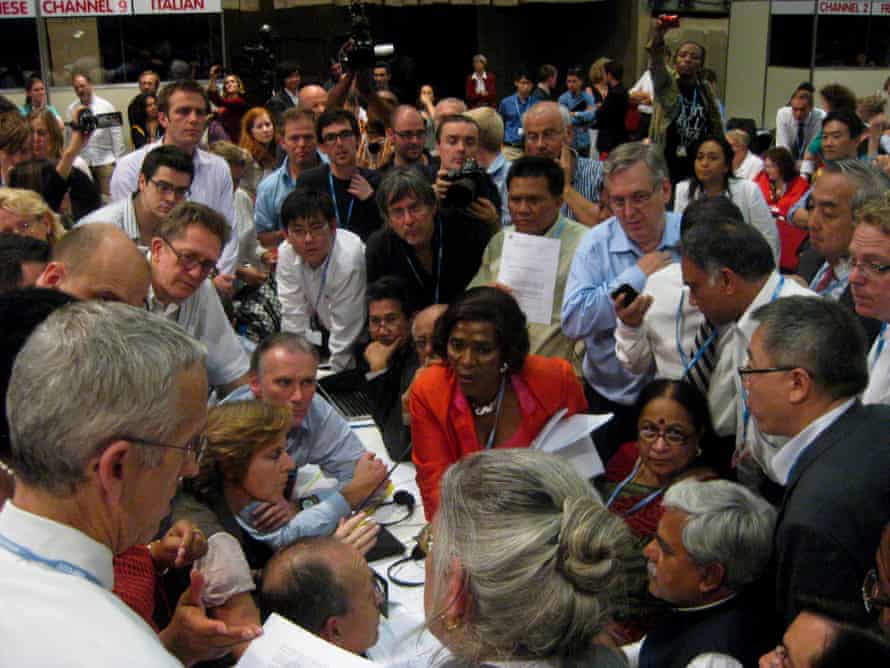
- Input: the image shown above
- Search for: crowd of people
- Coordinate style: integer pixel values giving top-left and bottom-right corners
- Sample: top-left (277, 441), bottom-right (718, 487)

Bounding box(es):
top-left (2, 13), bottom-right (890, 667)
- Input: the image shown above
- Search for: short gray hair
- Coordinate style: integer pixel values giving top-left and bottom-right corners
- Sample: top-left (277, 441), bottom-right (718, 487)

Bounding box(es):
top-left (663, 479), bottom-right (777, 591)
top-left (430, 450), bottom-right (639, 664)
top-left (604, 141), bottom-right (669, 187)
top-left (820, 160), bottom-right (890, 215)
top-left (375, 167), bottom-right (437, 220)
top-left (250, 332), bottom-right (319, 378)
top-left (522, 101), bottom-right (569, 133)
top-left (753, 296), bottom-right (868, 400)
top-left (6, 302), bottom-right (206, 495)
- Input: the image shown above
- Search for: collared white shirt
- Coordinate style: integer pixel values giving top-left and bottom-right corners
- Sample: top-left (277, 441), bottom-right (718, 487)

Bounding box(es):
top-left (775, 106), bottom-right (826, 156)
top-left (276, 228), bottom-right (366, 373)
top-left (284, 88), bottom-right (299, 106)
top-left (734, 151), bottom-right (763, 181)
top-left (66, 94), bottom-right (125, 167)
top-left (147, 279), bottom-right (249, 387)
top-left (771, 398), bottom-right (856, 485)
top-left (707, 272), bottom-right (815, 482)
top-left (0, 502), bottom-right (181, 667)
top-left (109, 140), bottom-right (239, 275)
top-left (630, 69), bottom-right (654, 115)
top-left (75, 196), bottom-right (147, 251)
top-left (863, 324), bottom-right (889, 406)
top-left (808, 258), bottom-right (851, 301)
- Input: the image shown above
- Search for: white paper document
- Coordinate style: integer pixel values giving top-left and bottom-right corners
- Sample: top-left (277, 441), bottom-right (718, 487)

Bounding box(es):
top-left (530, 409), bottom-right (611, 479)
top-left (236, 613), bottom-right (383, 668)
top-left (497, 231), bottom-right (561, 325)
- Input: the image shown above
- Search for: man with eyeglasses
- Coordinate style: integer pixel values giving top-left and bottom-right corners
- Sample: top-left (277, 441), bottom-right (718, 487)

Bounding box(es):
top-left (110, 80), bottom-right (240, 296)
top-left (562, 142), bottom-right (678, 459)
top-left (849, 195), bottom-right (890, 406)
top-left (378, 105), bottom-right (431, 175)
top-left (148, 201), bottom-right (250, 397)
top-left (740, 296), bottom-right (890, 626)
top-left (296, 109), bottom-right (382, 242)
top-left (77, 144), bottom-right (193, 251)
top-left (680, 214), bottom-right (812, 488)
top-left (277, 188), bottom-right (366, 372)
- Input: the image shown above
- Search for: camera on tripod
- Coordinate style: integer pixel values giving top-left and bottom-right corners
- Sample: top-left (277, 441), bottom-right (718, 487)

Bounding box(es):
top-left (339, 0), bottom-right (394, 72)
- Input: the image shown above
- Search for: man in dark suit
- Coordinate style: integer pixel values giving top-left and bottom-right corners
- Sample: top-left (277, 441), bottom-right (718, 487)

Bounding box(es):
top-left (266, 62), bottom-right (301, 127)
top-left (744, 296), bottom-right (890, 627)
top-left (798, 160), bottom-right (886, 344)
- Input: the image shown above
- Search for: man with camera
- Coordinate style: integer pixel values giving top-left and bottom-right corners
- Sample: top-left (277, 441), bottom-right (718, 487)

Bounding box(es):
top-left (66, 72), bottom-right (125, 198)
top-left (428, 114), bottom-right (501, 232)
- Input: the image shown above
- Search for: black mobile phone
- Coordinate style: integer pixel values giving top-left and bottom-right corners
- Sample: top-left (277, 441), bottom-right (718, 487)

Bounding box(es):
top-left (611, 283), bottom-right (639, 305)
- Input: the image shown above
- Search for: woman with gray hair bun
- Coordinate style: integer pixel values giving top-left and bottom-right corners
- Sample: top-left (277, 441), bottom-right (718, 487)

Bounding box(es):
top-left (425, 449), bottom-right (638, 668)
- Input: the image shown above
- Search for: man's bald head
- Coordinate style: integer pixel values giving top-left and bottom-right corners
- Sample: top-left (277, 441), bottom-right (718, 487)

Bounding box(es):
top-left (412, 303), bottom-right (447, 366)
top-left (36, 224), bottom-right (150, 306)
top-left (299, 85), bottom-right (327, 115)
top-left (433, 98), bottom-right (467, 129)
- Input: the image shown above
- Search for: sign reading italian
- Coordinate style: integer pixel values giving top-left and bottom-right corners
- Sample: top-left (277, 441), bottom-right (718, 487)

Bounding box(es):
top-left (131, 0), bottom-right (219, 13)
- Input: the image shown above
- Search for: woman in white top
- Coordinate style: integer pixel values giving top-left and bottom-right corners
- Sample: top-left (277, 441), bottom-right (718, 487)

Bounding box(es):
top-left (673, 135), bottom-right (779, 261)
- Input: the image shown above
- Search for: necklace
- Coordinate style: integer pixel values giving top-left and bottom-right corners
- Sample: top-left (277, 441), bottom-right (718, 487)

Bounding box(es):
top-left (472, 396), bottom-right (498, 416)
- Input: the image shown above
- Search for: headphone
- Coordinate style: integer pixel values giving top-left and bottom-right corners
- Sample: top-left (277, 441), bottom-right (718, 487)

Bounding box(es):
top-left (375, 490), bottom-right (416, 527)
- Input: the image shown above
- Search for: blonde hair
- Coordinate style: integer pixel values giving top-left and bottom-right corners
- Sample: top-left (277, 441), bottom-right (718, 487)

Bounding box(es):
top-left (856, 190), bottom-right (890, 236)
top-left (0, 186), bottom-right (64, 244)
top-left (192, 401), bottom-right (291, 498)
top-left (588, 57), bottom-right (612, 86)
top-left (464, 107), bottom-right (504, 153)
top-left (208, 140), bottom-right (250, 169)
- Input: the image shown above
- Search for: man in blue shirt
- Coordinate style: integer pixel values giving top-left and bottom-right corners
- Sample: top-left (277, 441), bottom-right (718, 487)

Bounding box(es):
top-left (561, 141), bottom-right (678, 457)
top-left (558, 66), bottom-right (597, 157)
top-left (254, 107), bottom-right (324, 251)
top-left (225, 332), bottom-right (389, 549)
top-left (497, 68), bottom-right (536, 161)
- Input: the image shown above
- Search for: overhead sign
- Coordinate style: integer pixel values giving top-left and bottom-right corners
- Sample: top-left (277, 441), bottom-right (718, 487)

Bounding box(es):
top-left (817, 0), bottom-right (871, 13)
top-left (131, 0), bottom-right (219, 13)
top-left (0, 0), bottom-right (35, 16)
top-left (39, 0), bottom-right (129, 15)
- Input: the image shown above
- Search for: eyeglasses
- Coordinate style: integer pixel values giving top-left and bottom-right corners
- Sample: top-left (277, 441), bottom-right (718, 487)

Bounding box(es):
top-left (525, 129), bottom-right (563, 144)
top-left (862, 568), bottom-right (890, 616)
top-left (150, 178), bottom-right (191, 199)
top-left (287, 221), bottom-right (329, 239)
top-left (120, 432), bottom-right (208, 464)
top-left (850, 257), bottom-right (890, 280)
top-left (161, 236), bottom-right (218, 278)
top-left (321, 129), bottom-right (356, 145)
top-left (0, 217), bottom-right (39, 235)
top-left (387, 202), bottom-right (429, 222)
top-left (737, 365), bottom-right (797, 378)
top-left (394, 129), bottom-right (426, 140)
top-left (638, 422), bottom-right (691, 447)
top-left (610, 187), bottom-right (658, 211)
top-left (371, 570), bottom-right (389, 617)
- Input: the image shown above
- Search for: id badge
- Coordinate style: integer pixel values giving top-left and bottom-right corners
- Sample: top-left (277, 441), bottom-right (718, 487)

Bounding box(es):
top-left (676, 145), bottom-right (687, 158)
top-left (306, 329), bottom-right (323, 346)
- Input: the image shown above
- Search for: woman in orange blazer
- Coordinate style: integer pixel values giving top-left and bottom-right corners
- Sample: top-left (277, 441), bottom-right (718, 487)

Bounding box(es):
top-left (410, 287), bottom-right (586, 519)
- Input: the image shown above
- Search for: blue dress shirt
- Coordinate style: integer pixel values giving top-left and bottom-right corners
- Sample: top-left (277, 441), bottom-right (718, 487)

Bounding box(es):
top-left (558, 90), bottom-right (597, 152)
top-left (498, 93), bottom-right (536, 146)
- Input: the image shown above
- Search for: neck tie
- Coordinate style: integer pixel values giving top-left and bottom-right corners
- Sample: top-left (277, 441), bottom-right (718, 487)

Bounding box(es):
top-left (687, 320), bottom-right (717, 397)
top-left (795, 121), bottom-right (805, 160)
top-left (813, 264), bottom-right (836, 294)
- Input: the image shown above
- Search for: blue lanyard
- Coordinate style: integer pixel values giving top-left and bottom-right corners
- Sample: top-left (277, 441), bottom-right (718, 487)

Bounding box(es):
top-left (484, 375), bottom-right (507, 450)
top-left (675, 291), bottom-right (718, 378)
top-left (404, 217), bottom-right (444, 303)
top-left (328, 172), bottom-right (355, 231)
top-left (871, 323), bottom-right (887, 373)
top-left (552, 217), bottom-right (566, 239)
top-left (0, 532), bottom-right (103, 588)
top-left (740, 276), bottom-right (786, 445)
top-left (605, 459), bottom-right (666, 516)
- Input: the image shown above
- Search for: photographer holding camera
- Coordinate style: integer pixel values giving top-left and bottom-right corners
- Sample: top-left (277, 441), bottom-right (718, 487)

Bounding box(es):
top-left (429, 114), bottom-right (501, 232)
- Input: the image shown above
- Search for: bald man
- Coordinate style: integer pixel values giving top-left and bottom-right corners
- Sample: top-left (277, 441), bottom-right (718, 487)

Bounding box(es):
top-left (433, 98), bottom-right (467, 133)
top-left (35, 224), bottom-right (150, 306)
top-left (260, 537), bottom-right (383, 656)
top-left (382, 105), bottom-right (430, 174)
top-left (299, 85), bottom-right (328, 116)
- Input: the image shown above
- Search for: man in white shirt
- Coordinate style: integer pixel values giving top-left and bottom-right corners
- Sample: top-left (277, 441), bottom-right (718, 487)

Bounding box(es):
top-left (77, 144), bottom-right (194, 250)
top-left (849, 195), bottom-right (890, 405)
top-left (624, 479), bottom-right (777, 668)
top-left (680, 215), bottom-right (813, 486)
top-left (743, 296), bottom-right (890, 625)
top-left (775, 86), bottom-right (825, 165)
top-left (726, 129), bottom-right (763, 181)
top-left (67, 72), bottom-right (125, 196)
top-left (148, 201), bottom-right (250, 396)
top-left (277, 188), bottom-right (366, 372)
top-left (1, 301), bottom-right (261, 666)
top-left (110, 80), bottom-right (239, 294)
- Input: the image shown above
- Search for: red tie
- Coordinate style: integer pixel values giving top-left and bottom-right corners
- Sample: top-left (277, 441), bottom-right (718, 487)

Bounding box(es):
top-left (814, 265), bottom-right (836, 294)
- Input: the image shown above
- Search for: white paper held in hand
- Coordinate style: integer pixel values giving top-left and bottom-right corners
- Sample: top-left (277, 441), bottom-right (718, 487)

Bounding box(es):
top-left (530, 409), bottom-right (611, 480)
top-left (496, 231), bottom-right (561, 325)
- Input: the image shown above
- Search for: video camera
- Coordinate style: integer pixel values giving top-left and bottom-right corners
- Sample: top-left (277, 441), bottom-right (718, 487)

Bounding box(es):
top-left (66, 109), bottom-right (123, 133)
top-left (442, 158), bottom-right (489, 210)
top-left (338, 0), bottom-right (394, 72)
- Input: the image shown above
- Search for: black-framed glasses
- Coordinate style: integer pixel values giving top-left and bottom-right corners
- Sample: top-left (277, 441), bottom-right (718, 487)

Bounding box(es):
top-left (862, 568), bottom-right (890, 616)
top-left (393, 129), bottom-right (426, 140)
top-left (161, 236), bottom-right (218, 278)
top-left (121, 432), bottom-right (208, 464)
top-left (737, 365), bottom-right (797, 378)
top-left (850, 257), bottom-right (890, 280)
top-left (321, 129), bottom-right (356, 144)
top-left (150, 178), bottom-right (191, 199)
top-left (371, 569), bottom-right (389, 618)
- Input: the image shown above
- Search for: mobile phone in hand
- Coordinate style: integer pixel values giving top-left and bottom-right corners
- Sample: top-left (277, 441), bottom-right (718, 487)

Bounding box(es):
top-left (611, 283), bottom-right (640, 305)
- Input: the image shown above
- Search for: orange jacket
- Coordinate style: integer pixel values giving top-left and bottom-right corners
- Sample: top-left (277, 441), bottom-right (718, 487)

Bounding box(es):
top-left (410, 355), bottom-right (587, 520)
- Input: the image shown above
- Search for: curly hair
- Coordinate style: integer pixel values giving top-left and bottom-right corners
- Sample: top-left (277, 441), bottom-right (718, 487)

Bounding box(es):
top-left (239, 107), bottom-right (277, 169)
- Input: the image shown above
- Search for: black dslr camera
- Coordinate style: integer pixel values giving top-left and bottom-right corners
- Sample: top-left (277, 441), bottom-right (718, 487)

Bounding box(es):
top-left (67, 109), bottom-right (123, 133)
top-left (339, 0), bottom-right (394, 72)
top-left (442, 159), bottom-right (489, 210)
